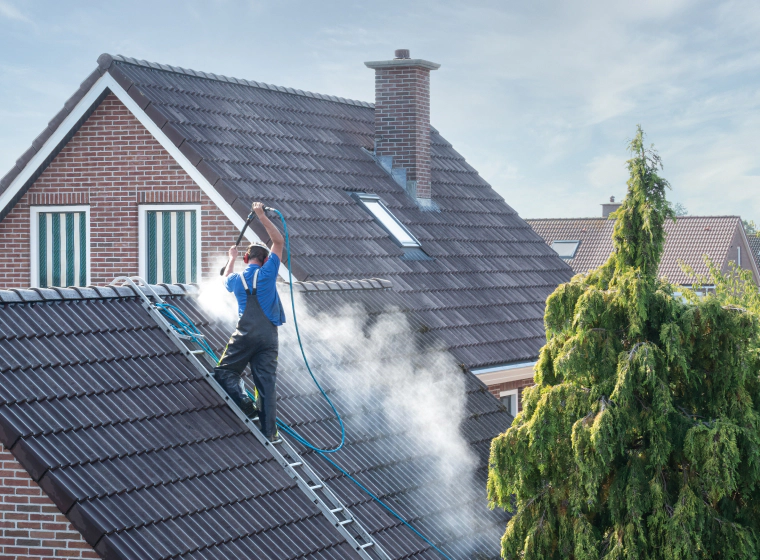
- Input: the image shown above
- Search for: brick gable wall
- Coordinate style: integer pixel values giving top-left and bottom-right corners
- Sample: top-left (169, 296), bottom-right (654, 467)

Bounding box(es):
top-left (0, 94), bottom-right (240, 289)
top-left (487, 378), bottom-right (535, 413)
top-left (0, 443), bottom-right (97, 560)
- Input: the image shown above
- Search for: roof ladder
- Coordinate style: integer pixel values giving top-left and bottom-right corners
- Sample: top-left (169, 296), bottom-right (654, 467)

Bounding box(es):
top-left (112, 277), bottom-right (390, 560)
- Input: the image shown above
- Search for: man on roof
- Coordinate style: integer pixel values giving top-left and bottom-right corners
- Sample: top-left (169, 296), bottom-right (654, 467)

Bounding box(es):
top-left (215, 202), bottom-right (285, 442)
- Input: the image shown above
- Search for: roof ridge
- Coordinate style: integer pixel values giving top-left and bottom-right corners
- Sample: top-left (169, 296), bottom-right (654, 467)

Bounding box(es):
top-left (525, 217), bottom-right (609, 221)
top-left (0, 283), bottom-right (196, 303)
top-left (526, 215), bottom-right (742, 221)
top-left (291, 277), bottom-right (394, 292)
top-left (99, 54), bottom-right (375, 109)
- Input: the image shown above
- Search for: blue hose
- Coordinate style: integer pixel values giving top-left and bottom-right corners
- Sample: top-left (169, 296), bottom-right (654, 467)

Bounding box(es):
top-left (267, 207), bottom-right (346, 454)
top-left (158, 208), bottom-right (451, 560)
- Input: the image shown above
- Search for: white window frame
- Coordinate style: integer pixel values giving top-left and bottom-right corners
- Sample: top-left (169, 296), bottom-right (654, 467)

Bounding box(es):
top-left (138, 204), bottom-right (203, 284)
top-left (500, 389), bottom-right (519, 416)
top-left (29, 205), bottom-right (91, 288)
top-left (353, 193), bottom-right (421, 248)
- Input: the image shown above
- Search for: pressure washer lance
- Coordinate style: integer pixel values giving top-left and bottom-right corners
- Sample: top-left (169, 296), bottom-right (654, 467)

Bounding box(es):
top-left (217, 205), bottom-right (277, 276)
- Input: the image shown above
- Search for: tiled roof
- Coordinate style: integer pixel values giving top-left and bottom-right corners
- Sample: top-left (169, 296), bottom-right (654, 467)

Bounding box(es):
top-left (527, 216), bottom-right (744, 285)
top-left (747, 234), bottom-right (760, 272)
top-left (0, 54), bottom-right (572, 369)
top-left (0, 283), bottom-right (510, 559)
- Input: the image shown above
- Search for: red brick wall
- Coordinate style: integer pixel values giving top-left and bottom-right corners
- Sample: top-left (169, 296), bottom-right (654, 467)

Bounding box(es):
top-left (0, 443), bottom-right (97, 560)
top-left (0, 94), bottom-right (240, 289)
top-left (373, 65), bottom-right (432, 198)
top-left (488, 378), bottom-right (536, 413)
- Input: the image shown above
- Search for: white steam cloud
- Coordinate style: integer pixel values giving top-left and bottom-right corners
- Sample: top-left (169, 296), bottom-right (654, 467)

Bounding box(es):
top-left (196, 257), bottom-right (240, 327)
top-left (196, 276), bottom-right (497, 555)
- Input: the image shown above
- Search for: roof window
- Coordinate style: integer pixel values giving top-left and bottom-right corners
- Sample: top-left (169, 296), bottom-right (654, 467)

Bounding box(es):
top-left (551, 240), bottom-right (580, 259)
top-left (353, 193), bottom-right (420, 248)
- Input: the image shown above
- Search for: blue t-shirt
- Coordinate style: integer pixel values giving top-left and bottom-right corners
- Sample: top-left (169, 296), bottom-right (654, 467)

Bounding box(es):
top-left (224, 254), bottom-right (286, 326)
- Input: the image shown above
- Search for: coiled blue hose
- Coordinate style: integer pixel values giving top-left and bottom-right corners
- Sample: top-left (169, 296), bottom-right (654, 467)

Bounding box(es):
top-left (157, 208), bottom-right (451, 560)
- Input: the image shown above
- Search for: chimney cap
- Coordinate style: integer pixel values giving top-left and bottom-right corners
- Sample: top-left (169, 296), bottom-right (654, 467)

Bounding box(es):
top-left (365, 51), bottom-right (441, 71)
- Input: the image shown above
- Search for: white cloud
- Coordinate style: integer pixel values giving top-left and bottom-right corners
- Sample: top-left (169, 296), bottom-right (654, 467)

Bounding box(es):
top-left (0, 0), bottom-right (29, 22)
top-left (1, 0), bottom-right (760, 222)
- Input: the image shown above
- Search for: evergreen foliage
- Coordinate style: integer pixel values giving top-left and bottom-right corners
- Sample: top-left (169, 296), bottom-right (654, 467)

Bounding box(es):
top-left (488, 126), bottom-right (760, 559)
top-left (685, 259), bottom-right (760, 315)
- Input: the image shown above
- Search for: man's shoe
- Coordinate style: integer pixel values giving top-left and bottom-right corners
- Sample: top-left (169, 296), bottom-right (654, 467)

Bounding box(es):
top-left (268, 430), bottom-right (281, 443)
top-left (239, 398), bottom-right (259, 419)
top-left (214, 368), bottom-right (258, 418)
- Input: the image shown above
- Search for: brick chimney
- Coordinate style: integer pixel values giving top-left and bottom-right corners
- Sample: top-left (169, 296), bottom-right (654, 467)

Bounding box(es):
top-left (365, 50), bottom-right (440, 201)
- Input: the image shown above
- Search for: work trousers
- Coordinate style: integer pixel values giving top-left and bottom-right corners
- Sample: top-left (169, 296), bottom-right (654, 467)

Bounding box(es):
top-left (214, 288), bottom-right (278, 439)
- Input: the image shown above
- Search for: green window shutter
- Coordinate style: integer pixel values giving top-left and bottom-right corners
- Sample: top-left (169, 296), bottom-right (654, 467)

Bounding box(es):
top-left (38, 214), bottom-right (47, 287)
top-left (79, 212), bottom-right (87, 286)
top-left (147, 211), bottom-right (157, 284)
top-left (176, 211), bottom-right (186, 284)
top-left (162, 211), bottom-right (171, 284)
top-left (51, 213), bottom-right (61, 287)
top-left (190, 210), bottom-right (197, 283)
top-left (65, 213), bottom-right (75, 287)
top-left (37, 211), bottom-right (87, 288)
top-left (146, 209), bottom-right (198, 285)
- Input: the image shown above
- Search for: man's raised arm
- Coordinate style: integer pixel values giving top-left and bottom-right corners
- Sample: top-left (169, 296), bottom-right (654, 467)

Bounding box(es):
top-left (252, 202), bottom-right (284, 261)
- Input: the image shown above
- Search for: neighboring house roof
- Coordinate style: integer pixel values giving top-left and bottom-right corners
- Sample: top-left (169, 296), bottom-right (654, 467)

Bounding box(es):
top-left (0, 282), bottom-right (510, 559)
top-left (527, 215), bottom-right (759, 285)
top-left (747, 233), bottom-right (760, 272)
top-left (0, 54), bottom-right (571, 370)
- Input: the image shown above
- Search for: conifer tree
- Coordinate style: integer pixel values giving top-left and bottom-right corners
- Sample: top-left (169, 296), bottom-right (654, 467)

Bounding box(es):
top-left (488, 126), bottom-right (760, 559)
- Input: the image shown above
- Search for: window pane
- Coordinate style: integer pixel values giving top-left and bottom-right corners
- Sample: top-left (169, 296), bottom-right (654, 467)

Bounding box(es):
top-left (360, 198), bottom-right (419, 247)
top-left (37, 211), bottom-right (87, 288)
top-left (501, 394), bottom-right (515, 415)
top-left (551, 240), bottom-right (580, 259)
top-left (146, 209), bottom-right (198, 285)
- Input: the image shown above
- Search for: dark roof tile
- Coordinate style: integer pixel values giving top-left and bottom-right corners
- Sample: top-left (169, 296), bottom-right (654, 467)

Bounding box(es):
top-left (0, 283), bottom-right (510, 558)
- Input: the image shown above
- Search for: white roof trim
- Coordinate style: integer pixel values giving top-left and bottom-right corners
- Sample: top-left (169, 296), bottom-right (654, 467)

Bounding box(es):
top-left (473, 361), bottom-right (536, 386)
top-left (0, 73), bottom-right (291, 282)
top-left (0, 76), bottom-right (109, 214)
top-left (471, 361), bottom-right (537, 375)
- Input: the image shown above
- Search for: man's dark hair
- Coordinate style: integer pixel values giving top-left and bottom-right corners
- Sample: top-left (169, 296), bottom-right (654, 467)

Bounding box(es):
top-left (246, 244), bottom-right (269, 265)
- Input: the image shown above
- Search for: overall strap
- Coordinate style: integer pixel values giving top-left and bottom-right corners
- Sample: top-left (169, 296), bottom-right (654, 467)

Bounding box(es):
top-left (240, 268), bottom-right (260, 296)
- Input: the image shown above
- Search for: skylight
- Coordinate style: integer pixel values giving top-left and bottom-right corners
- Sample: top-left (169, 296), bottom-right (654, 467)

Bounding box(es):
top-left (353, 194), bottom-right (420, 248)
top-left (551, 240), bottom-right (580, 259)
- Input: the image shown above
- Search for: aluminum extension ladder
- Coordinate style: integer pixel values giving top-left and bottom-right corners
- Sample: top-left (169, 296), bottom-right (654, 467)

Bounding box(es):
top-left (111, 277), bottom-right (390, 560)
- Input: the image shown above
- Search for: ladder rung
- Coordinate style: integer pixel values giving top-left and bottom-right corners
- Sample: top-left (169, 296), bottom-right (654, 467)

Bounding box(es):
top-left (308, 484), bottom-right (323, 491)
top-left (330, 507), bottom-right (344, 514)
top-left (360, 543), bottom-right (374, 549)
top-left (339, 519), bottom-right (354, 526)
top-left (190, 349), bottom-right (205, 354)
top-left (288, 462), bottom-right (303, 468)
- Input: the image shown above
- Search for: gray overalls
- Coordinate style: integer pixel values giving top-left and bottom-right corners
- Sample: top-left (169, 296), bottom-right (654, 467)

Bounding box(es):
top-left (214, 269), bottom-right (279, 439)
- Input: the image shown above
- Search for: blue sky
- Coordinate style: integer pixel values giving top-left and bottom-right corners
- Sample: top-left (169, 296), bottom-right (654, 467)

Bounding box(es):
top-left (1, 0), bottom-right (759, 219)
